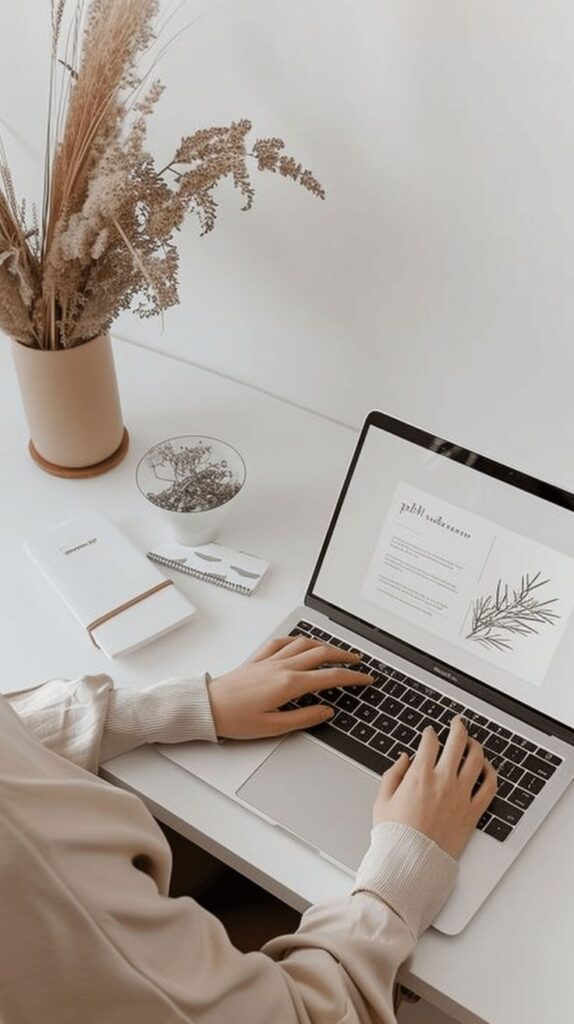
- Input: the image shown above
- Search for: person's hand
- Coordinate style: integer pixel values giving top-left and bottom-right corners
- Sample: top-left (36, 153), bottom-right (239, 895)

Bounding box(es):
top-left (208, 635), bottom-right (372, 740)
top-left (372, 716), bottom-right (498, 858)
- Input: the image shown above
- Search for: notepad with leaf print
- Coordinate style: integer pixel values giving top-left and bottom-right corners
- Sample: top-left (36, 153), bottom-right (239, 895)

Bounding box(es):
top-left (147, 541), bottom-right (270, 595)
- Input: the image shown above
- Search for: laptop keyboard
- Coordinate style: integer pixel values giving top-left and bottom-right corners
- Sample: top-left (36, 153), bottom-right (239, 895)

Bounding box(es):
top-left (285, 621), bottom-right (563, 843)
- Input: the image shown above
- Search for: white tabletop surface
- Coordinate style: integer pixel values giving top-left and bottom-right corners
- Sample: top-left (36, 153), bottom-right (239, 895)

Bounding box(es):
top-left (1, 338), bottom-right (573, 1024)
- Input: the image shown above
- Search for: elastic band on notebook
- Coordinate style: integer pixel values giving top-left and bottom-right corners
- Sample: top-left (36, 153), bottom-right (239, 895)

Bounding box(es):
top-left (86, 579), bottom-right (174, 648)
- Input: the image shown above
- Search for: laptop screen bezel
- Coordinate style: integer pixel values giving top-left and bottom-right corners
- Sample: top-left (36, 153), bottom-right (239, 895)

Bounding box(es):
top-left (305, 409), bottom-right (574, 746)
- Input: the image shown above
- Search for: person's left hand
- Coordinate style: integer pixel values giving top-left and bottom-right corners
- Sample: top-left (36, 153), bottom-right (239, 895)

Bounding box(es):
top-left (207, 635), bottom-right (372, 739)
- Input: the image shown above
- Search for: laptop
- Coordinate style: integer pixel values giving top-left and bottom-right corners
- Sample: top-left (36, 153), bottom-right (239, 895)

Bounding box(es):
top-left (159, 410), bottom-right (574, 934)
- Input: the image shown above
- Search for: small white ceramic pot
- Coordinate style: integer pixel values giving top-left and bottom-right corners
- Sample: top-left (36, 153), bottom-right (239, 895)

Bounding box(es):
top-left (136, 434), bottom-right (246, 546)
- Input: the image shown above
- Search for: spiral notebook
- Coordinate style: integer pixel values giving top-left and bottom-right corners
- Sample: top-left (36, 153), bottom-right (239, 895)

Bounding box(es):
top-left (147, 541), bottom-right (270, 595)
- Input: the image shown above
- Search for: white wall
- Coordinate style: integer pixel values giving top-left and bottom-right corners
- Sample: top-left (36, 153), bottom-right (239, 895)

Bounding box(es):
top-left (3, 1), bottom-right (574, 484)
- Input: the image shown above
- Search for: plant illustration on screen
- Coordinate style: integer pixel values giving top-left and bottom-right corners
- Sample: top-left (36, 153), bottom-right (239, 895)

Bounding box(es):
top-left (466, 571), bottom-right (560, 652)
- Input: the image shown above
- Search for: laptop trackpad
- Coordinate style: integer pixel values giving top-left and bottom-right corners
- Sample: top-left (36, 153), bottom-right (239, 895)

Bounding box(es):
top-left (237, 733), bottom-right (380, 871)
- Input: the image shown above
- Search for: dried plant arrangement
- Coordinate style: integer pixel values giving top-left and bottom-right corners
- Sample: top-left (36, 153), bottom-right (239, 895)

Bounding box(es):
top-left (0, 0), bottom-right (325, 351)
top-left (466, 571), bottom-right (560, 652)
top-left (139, 438), bottom-right (243, 512)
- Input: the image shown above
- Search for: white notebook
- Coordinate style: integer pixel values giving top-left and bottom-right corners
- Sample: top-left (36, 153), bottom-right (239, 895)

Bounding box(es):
top-left (25, 513), bottom-right (195, 657)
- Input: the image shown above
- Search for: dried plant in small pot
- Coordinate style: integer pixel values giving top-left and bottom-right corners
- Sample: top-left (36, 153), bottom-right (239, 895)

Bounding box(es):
top-left (136, 436), bottom-right (247, 545)
top-left (1, 1), bottom-right (324, 476)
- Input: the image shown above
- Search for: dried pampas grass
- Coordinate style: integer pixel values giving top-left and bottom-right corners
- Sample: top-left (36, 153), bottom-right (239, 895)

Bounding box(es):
top-left (0, 0), bottom-right (324, 350)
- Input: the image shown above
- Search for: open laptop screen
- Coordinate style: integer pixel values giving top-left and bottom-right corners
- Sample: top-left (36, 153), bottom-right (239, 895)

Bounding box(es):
top-left (309, 414), bottom-right (574, 732)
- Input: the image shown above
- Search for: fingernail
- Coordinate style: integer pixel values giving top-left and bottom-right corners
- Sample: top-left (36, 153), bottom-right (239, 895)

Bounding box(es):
top-left (321, 706), bottom-right (334, 718)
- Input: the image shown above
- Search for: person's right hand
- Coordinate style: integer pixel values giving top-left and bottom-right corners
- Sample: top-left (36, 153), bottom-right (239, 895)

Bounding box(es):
top-left (372, 716), bottom-right (498, 859)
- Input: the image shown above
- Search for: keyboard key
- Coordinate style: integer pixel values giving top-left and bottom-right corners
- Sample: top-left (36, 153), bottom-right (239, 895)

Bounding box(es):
top-left (369, 658), bottom-right (388, 673)
top-left (507, 787), bottom-right (535, 810)
top-left (331, 711), bottom-right (356, 733)
top-left (498, 762), bottom-right (524, 785)
top-left (522, 753), bottom-right (558, 781)
top-left (477, 810), bottom-right (493, 830)
top-left (484, 734), bottom-right (508, 756)
top-left (496, 726), bottom-right (513, 741)
top-left (520, 770), bottom-right (546, 795)
top-left (355, 703), bottom-right (378, 724)
top-left (402, 689), bottom-right (425, 709)
top-left (439, 695), bottom-right (461, 710)
top-left (385, 680), bottom-right (407, 699)
top-left (420, 698), bottom-right (442, 717)
top-left (379, 696), bottom-right (403, 717)
top-left (314, 722), bottom-right (393, 776)
top-left (390, 670), bottom-right (407, 682)
top-left (418, 716), bottom-right (438, 733)
top-left (388, 740), bottom-right (416, 760)
top-left (361, 686), bottom-right (386, 707)
top-left (488, 796), bottom-right (524, 827)
top-left (439, 707), bottom-right (458, 726)
top-left (465, 710), bottom-right (488, 727)
top-left (351, 721), bottom-right (376, 743)
top-left (496, 779), bottom-right (513, 799)
top-left (355, 662), bottom-right (375, 675)
top-left (488, 754), bottom-right (505, 772)
top-left (372, 711), bottom-right (398, 733)
top-left (483, 817), bottom-right (513, 842)
top-left (337, 693), bottom-right (360, 713)
top-left (511, 734), bottom-right (536, 753)
top-left (392, 723), bottom-right (417, 746)
top-left (467, 724), bottom-right (488, 745)
top-left (338, 641), bottom-right (352, 651)
top-left (535, 747), bottom-right (562, 767)
top-left (398, 706), bottom-right (423, 728)
top-left (504, 744), bottom-right (527, 765)
top-left (368, 733), bottom-right (396, 755)
top-left (411, 681), bottom-right (442, 699)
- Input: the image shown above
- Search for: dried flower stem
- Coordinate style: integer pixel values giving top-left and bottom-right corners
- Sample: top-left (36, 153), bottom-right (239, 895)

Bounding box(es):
top-left (0, 0), bottom-right (324, 351)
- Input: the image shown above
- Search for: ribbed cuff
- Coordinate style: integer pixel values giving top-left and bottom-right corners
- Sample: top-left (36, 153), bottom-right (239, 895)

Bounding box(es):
top-left (352, 821), bottom-right (459, 937)
top-left (106, 674), bottom-right (218, 750)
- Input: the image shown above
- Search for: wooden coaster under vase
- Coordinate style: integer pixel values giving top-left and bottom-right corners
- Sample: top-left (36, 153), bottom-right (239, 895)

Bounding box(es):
top-left (28, 428), bottom-right (130, 478)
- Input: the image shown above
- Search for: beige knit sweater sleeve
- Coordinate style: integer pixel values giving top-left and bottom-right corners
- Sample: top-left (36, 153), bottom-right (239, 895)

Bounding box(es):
top-left (6, 671), bottom-right (218, 771)
top-left (3, 675), bottom-right (458, 1024)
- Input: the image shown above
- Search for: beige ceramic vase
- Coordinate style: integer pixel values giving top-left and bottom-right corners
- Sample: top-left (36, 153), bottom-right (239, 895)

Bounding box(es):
top-left (11, 333), bottom-right (129, 477)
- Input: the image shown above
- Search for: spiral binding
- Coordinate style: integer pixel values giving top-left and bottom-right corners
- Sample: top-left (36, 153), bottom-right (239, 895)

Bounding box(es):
top-left (147, 552), bottom-right (252, 594)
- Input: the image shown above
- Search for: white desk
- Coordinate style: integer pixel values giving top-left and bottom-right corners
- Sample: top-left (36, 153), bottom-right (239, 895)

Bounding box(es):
top-left (1, 339), bottom-right (572, 1024)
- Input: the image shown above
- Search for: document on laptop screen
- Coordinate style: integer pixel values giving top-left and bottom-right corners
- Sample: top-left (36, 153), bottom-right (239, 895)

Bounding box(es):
top-left (360, 482), bottom-right (574, 687)
top-left (313, 426), bottom-right (574, 729)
